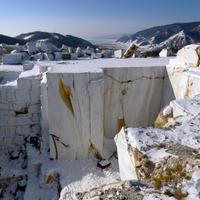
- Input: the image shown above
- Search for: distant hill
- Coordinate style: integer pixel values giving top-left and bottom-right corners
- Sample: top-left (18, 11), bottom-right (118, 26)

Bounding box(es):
top-left (16, 31), bottom-right (94, 48)
top-left (117, 22), bottom-right (200, 50)
top-left (0, 34), bottom-right (25, 45)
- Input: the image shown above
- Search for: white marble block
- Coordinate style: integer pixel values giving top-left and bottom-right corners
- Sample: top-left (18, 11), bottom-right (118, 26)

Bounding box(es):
top-left (103, 66), bottom-right (165, 138)
top-left (47, 70), bottom-right (104, 160)
top-left (47, 58), bottom-right (169, 160)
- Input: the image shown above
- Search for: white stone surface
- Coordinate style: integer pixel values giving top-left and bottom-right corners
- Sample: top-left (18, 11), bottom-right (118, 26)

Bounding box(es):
top-left (115, 128), bottom-right (137, 180)
top-left (114, 49), bottom-right (123, 58)
top-left (176, 44), bottom-right (200, 67)
top-left (161, 63), bottom-right (200, 107)
top-left (103, 66), bottom-right (165, 138)
top-left (159, 48), bottom-right (170, 57)
top-left (170, 95), bottom-right (200, 117)
top-left (47, 71), bottom-right (104, 160)
top-left (47, 58), bottom-right (168, 160)
top-left (0, 64), bottom-right (42, 155)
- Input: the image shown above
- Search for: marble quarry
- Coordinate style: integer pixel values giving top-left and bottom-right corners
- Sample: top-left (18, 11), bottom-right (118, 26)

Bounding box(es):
top-left (1, 44), bottom-right (200, 199)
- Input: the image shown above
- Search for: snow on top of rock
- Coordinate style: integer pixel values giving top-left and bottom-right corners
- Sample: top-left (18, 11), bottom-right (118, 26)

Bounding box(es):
top-left (170, 95), bottom-right (200, 117)
top-left (145, 148), bottom-right (173, 163)
top-left (19, 64), bottom-right (41, 79)
top-left (49, 57), bottom-right (170, 73)
top-left (126, 111), bottom-right (200, 153)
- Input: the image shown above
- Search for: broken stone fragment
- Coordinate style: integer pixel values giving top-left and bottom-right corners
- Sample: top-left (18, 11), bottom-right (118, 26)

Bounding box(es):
top-left (154, 105), bottom-right (173, 128)
top-left (159, 48), bottom-right (172, 57)
top-left (97, 159), bottom-right (111, 169)
top-left (123, 43), bottom-right (138, 58)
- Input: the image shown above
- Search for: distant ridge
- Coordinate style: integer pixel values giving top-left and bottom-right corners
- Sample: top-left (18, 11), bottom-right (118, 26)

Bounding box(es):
top-left (0, 31), bottom-right (94, 48)
top-left (117, 22), bottom-right (200, 50)
top-left (16, 31), bottom-right (94, 48)
top-left (0, 34), bottom-right (25, 45)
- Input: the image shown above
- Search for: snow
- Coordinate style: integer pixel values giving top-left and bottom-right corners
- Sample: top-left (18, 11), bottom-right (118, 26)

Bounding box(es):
top-left (24, 34), bottom-right (35, 40)
top-left (161, 30), bottom-right (186, 46)
top-left (49, 57), bottom-right (170, 73)
top-left (145, 148), bottom-right (173, 163)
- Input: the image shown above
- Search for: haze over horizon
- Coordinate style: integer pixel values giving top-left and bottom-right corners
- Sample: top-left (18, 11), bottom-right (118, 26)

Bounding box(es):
top-left (0, 0), bottom-right (200, 40)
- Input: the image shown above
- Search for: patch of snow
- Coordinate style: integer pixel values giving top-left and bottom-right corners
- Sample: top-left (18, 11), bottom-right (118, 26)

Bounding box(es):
top-left (145, 148), bottom-right (173, 163)
top-left (24, 34), bottom-right (35, 40)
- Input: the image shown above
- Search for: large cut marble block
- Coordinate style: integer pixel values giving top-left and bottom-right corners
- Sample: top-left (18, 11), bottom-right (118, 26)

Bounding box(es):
top-left (47, 58), bottom-right (169, 160)
top-left (103, 66), bottom-right (165, 138)
top-left (47, 71), bottom-right (104, 160)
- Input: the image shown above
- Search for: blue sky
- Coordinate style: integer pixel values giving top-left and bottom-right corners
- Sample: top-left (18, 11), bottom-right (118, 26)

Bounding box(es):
top-left (0, 0), bottom-right (199, 39)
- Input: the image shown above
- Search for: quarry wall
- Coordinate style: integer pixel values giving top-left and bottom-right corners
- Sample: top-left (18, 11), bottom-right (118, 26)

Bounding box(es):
top-left (3, 57), bottom-right (195, 160)
top-left (0, 71), bottom-right (41, 156)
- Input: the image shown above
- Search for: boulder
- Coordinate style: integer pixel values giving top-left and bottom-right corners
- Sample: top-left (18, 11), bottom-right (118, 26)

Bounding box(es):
top-left (177, 44), bottom-right (200, 67)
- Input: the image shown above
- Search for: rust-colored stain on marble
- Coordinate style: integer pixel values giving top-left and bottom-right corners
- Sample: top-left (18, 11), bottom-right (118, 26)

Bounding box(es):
top-left (58, 79), bottom-right (74, 115)
top-left (89, 141), bottom-right (102, 160)
top-left (118, 118), bottom-right (126, 132)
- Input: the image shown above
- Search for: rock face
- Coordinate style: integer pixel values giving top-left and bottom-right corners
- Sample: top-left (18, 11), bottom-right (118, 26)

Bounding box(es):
top-left (0, 65), bottom-right (42, 158)
top-left (47, 58), bottom-right (167, 160)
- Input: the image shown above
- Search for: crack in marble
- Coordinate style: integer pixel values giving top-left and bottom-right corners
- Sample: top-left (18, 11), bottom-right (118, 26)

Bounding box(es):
top-left (104, 72), bottom-right (164, 84)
